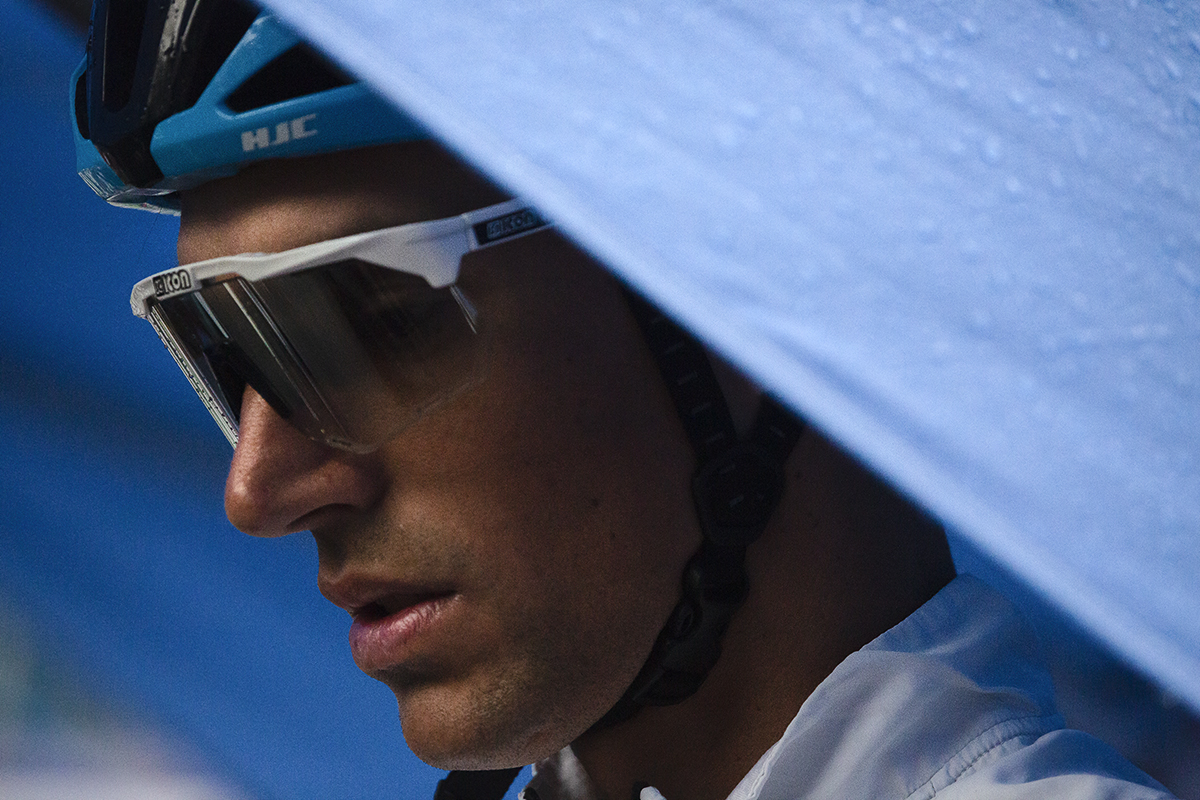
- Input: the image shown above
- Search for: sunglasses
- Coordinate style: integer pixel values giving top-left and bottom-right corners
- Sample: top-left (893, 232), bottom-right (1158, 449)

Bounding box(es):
top-left (131, 199), bottom-right (550, 453)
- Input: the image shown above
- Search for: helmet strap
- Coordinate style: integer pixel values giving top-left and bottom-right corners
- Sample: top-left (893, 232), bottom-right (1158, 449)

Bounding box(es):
top-left (588, 289), bottom-right (804, 729)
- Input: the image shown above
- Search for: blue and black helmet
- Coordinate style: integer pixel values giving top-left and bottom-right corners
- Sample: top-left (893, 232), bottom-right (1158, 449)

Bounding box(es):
top-left (72, 0), bottom-right (427, 213)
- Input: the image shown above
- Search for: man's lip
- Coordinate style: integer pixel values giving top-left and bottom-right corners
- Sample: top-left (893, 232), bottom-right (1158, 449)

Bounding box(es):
top-left (319, 574), bottom-right (459, 671)
top-left (319, 573), bottom-right (454, 616)
top-left (348, 592), bottom-right (457, 673)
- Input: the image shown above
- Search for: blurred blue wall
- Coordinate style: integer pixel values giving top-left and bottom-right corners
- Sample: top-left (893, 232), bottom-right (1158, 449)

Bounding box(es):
top-left (0, 1), bottom-right (502, 797)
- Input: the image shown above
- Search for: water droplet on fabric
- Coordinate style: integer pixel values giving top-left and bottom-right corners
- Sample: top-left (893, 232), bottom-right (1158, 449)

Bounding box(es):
top-left (714, 122), bottom-right (744, 152)
top-left (1073, 132), bottom-right (1089, 161)
top-left (1143, 59), bottom-right (1165, 88)
top-left (1175, 261), bottom-right (1199, 288)
top-left (847, 4), bottom-right (864, 29)
top-left (1129, 324), bottom-right (1151, 341)
top-left (917, 217), bottom-right (941, 242)
top-left (981, 135), bottom-right (1003, 164)
top-left (733, 101), bottom-right (761, 121)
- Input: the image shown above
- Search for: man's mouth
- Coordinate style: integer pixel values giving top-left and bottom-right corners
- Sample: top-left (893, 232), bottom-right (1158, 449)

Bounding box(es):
top-left (346, 590), bottom-right (458, 673)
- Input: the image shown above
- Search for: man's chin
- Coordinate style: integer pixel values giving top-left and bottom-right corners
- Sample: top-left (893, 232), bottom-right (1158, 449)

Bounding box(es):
top-left (393, 686), bottom-right (562, 772)
top-left (401, 725), bottom-right (546, 773)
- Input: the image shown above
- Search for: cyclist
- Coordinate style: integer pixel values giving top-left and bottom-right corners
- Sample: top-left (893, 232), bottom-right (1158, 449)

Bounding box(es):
top-left (73, 3), bottom-right (1177, 799)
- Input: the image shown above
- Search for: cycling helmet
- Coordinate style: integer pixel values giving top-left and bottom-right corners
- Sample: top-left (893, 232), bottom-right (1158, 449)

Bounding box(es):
top-left (72, 0), bottom-right (426, 213)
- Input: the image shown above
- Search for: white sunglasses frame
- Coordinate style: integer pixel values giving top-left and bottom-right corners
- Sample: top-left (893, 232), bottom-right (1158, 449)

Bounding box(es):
top-left (128, 198), bottom-right (550, 450)
top-left (130, 198), bottom-right (548, 318)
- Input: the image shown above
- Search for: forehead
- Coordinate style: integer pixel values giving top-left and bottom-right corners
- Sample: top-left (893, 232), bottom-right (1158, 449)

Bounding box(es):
top-left (177, 142), bottom-right (510, 262)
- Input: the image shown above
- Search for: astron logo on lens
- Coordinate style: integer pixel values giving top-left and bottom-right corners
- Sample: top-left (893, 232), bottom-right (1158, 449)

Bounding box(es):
top-left (240, 114), bottom-right (318, 152)
top-left (153, 269), bottom-right (193, 298)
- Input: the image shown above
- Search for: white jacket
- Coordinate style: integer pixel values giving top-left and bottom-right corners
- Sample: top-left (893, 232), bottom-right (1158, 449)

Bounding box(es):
top-left (524, 575), bottom-right (1174, 800)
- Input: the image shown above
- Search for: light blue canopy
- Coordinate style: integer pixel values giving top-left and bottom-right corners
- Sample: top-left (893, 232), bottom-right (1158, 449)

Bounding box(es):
top-left (252, 0), bottom-right (1200, 711)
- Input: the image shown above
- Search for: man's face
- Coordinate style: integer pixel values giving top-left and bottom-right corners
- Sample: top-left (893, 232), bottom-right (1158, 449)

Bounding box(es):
top-left (176, 144), bottom-right (701, 769)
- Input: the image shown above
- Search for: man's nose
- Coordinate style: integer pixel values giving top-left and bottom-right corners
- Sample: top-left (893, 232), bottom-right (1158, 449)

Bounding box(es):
top-left (224, 386), bottom-right (385, 537)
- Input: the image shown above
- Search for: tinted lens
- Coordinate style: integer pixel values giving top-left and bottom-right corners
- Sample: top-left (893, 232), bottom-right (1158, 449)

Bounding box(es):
top-left (150, 260), bottom-right (485, 452)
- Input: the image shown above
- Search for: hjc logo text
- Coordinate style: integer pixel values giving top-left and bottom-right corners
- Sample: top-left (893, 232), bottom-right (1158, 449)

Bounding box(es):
top-left (241, 114), bottom-right (317, 152)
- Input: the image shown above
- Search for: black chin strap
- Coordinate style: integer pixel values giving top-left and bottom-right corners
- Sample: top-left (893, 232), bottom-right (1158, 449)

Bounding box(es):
top-left (590, 291), bottom-right (803, 728)
top-left (433, 291), bottom-right (803, 800)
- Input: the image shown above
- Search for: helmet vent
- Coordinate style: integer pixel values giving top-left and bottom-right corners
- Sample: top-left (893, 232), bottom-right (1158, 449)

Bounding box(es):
top-left (180, 0), bottom-right (260, 111)
top-left (224, 44), bottom-right (356, 114)
top-left (99, 0), bottom-right (149, 111)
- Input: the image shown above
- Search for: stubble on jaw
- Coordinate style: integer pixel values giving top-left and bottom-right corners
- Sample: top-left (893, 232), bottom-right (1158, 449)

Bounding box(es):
top-left (378, 586), bottom-right (651, 771)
